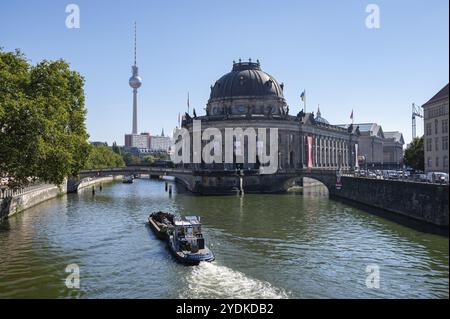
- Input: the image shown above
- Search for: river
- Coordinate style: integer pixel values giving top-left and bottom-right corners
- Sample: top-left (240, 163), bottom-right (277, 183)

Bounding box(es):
top-left (0, 178), bottom-right (448, 298)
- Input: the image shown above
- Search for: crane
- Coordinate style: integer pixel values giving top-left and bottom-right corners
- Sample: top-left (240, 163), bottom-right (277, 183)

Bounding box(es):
top-left (411, 102), bottom-right (423, 140)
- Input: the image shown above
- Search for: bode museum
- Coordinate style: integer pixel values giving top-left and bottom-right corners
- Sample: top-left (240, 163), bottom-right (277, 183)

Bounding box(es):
top-left (177, 60), bottom-right (360, 194)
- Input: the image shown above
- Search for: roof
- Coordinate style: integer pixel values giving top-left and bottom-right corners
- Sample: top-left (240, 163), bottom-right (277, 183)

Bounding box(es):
top-left (351, 123), bottom-right (384, 138)
top-left (384, 131), bottom-right (405, 144)
top-left (335, 124), bottom-right (360, 135)
top-left (174, 216), bottom-right (201, 226)
top-left (209, 61), bottom-right (284, 101)
top-left (315, 106), bottom-right (329, 124)
top-left (422, 83), bottom-right (449, 107)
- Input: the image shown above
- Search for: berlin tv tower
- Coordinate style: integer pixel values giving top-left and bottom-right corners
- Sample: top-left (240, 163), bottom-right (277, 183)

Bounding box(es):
top-left (128, 22), bottom-right (142, 135)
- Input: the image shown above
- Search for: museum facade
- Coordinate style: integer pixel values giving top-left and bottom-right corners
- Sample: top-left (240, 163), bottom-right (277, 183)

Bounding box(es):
top-left (177, 60), bottom-right (360, 193)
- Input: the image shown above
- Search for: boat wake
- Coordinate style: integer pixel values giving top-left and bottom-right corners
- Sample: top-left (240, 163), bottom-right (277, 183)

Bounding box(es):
top-left (180, 262), bottom-right (289, 299)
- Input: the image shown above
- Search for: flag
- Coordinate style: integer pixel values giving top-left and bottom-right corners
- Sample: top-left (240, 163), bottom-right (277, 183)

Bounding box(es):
top-left (350, 109), bottom-right (354, 120)
top-left (300, 90), bottom-right (305, 102)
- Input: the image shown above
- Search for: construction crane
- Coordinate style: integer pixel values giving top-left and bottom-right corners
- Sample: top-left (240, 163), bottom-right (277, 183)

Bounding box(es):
top-left (411, 102), bottom-right (423, 140)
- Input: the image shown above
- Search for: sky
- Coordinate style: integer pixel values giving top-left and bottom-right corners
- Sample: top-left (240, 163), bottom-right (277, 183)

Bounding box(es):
top-left (1, 0), bottom-right (448, 145)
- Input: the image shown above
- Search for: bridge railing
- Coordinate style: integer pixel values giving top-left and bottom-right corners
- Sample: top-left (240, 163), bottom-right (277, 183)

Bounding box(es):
top-left (0, 182), bottom-right (52, 199)
top-left (78, 166), bottom-right (194, 176)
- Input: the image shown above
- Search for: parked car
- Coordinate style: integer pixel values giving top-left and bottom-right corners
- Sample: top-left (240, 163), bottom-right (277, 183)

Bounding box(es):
top-left (426, 172), bottom-right (449, 183)
top-left (382, 170), bottom-right (399, 180)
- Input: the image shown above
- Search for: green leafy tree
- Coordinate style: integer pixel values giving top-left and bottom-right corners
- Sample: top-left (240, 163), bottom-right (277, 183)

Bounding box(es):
top-left (122, 152), bottom-right (142, 166)
top-left (0, 49), bottom-right (90, 187)
top-left (84, 145), bottom-right (125, 169)
top-left (143, 155), bottom-right (156, 165)
top-left (404, 137), bottom-right (424, 171)
top-left (112, 141), bottom-right (121, 155)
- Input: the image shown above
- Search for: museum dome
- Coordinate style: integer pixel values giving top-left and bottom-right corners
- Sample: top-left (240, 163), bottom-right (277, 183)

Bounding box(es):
top-left (315, 107), bottom-right (329, 124)
top-left (209, 60), bottom-right (284, 101)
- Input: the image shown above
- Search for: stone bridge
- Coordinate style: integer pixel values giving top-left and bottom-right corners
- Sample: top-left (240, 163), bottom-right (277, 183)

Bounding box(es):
top-left (79, 166), bottom-right (341, 194)
top-left (79, 166), bottom-right (448, 229)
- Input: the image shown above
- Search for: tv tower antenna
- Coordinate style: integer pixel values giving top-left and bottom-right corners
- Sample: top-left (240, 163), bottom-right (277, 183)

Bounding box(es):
top-left (129, 22), bottom-right (142, 135)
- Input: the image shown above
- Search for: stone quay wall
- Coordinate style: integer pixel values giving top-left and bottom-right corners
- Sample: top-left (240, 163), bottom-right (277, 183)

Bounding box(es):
top-left (329, 177), bottom-right (449, 228)
top-left (0, 176), bottom-right (121, 220)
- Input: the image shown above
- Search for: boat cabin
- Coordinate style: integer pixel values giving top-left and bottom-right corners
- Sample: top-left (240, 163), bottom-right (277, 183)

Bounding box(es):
top-left (173, 216), bottom-right (205, 252)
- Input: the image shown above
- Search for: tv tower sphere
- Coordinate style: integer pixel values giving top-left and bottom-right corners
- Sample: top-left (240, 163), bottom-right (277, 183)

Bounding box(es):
top-left (129, 69), bottom-right (142, 89)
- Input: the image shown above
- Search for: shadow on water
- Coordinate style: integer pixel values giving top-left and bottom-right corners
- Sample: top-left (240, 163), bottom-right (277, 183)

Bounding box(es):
top-left (329, 195), bottom-right (449, 237)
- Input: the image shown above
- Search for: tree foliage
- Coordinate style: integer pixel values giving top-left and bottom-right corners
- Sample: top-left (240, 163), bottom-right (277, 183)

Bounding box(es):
top-left (0, 49), bottom-right (90, 187)
top-left (84, 145), bottom-right (125, 169)
top-left (404, 137), bottom-right (424, 171)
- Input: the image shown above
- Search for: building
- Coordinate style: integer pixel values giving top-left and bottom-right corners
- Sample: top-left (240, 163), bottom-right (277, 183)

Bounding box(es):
top-left (355, 123), bottom-right (385, 168)
top-left (124, 132), bottom-right (150, 149)
top-left (150, 129), bottom-right (172, 152)
top-left (337, 123), bottom-right (404, 169)
top-left (383, 131), bottom-right (405, 169)
top-left (177, 60), bottom-right (360, 193)
top-left (422, 83), bottom-right (449, 173)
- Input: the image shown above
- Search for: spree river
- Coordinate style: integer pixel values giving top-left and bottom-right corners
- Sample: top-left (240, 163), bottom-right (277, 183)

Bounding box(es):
top-left (0, 178), bottom-right (448, 299)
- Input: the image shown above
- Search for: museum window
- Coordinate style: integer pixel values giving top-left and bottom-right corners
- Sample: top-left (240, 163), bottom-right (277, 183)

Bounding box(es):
top-left (443, 136), bottom-right (448, 151)
top-left (435, 138), bottom-right (439, 151)
top-left (436, 157), bottom-right (439, 168)
top-left (443, 119), bottom-right (448, 134)
top-left (444, 156), bottom-right (449, 170)
top-left (425, 122), bottom-right (432, 136)
top-left (435, 119), bottom-right (439, 134)
top-left (427, 157), bottom-right (432, 168)
top-left (426, 138), bottom-right (432, 152)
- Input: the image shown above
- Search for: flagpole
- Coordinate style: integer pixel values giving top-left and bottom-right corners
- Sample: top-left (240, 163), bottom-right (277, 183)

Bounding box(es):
top-left (187, 92), bottom-right (190, 115)
top-left (301, 90), bottom-right (306, 113)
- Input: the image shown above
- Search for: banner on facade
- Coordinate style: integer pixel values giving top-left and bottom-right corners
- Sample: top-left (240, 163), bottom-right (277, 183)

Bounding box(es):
top-left (307, 136), bottom-right (313, 168)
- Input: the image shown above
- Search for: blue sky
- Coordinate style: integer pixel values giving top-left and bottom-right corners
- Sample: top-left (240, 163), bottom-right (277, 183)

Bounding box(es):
top-left (1, 0), bottom-right (448, 145)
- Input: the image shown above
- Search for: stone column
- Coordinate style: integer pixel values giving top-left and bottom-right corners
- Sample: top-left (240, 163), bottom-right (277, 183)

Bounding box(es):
top-left (330, 139), bottom-right (335, 168)
top-left (319, 136), bottom-right (323, 167)
top-left (315, 136), bottom-right (318, 168)
top-left (327, 138), bottom-right (330, 168)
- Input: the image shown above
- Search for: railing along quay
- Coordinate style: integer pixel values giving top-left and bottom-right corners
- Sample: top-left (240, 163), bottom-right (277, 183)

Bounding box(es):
top-left (0, 182), bottom-right (51, 200)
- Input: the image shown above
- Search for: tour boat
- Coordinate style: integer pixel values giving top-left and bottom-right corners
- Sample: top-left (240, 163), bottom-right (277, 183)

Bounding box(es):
top-left (148, 213), bottom-right (215, 265)
top-left (122, 175), bottom-right (134, 184)
top-left (148, 211), bottom-right (175, 239)
top-left (167, 216), bottom-right (215, 265)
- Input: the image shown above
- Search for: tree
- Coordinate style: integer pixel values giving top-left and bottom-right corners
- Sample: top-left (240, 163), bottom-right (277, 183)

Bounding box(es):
top-left (112, 141), bottom-right (121, 155)
top-left (0, 49), bottom-right (90, 187)
top-left (84, 145), bottom-right (125, 169)
top-left (404, 137), bottom-right (424, 171)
